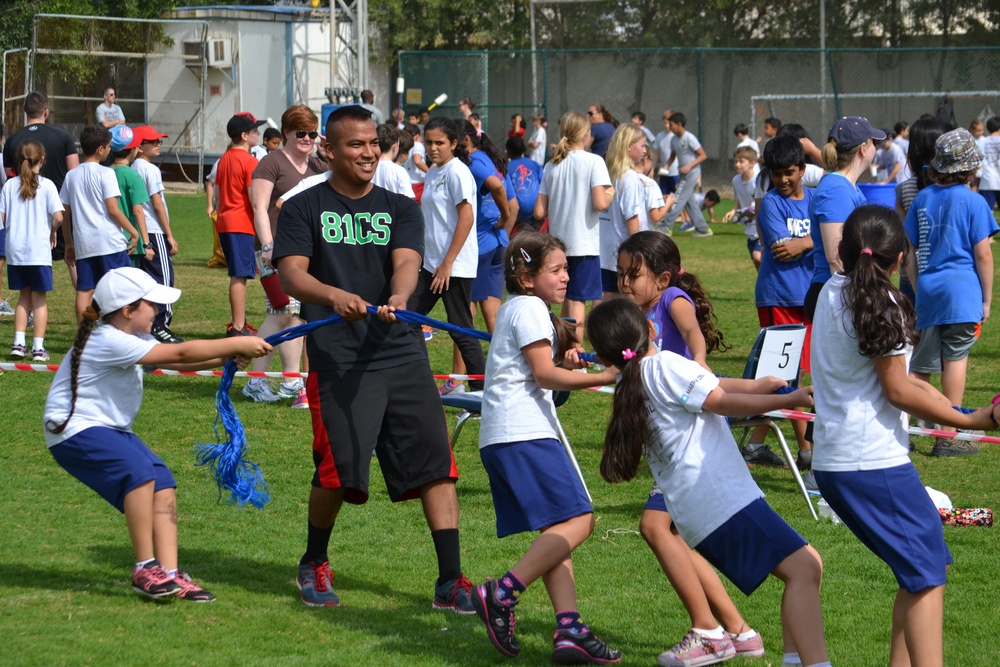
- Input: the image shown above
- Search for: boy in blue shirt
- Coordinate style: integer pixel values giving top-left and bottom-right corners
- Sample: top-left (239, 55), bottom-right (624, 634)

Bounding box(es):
top-left (746, 135), bottom-right (814, 467)
top-left (904, 128), bottom-right (999, 457)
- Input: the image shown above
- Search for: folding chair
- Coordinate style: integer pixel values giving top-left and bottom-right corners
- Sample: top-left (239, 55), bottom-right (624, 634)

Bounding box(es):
top-left (729, 324), bottom-right (818, 520)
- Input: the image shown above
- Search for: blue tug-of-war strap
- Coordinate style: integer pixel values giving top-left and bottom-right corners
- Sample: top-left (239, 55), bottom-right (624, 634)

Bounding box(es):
top-left (196, 305), bottom-right (545, 508)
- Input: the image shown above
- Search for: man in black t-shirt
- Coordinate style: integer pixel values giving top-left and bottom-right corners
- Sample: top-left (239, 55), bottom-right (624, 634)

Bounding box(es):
top-left (3, 91), bottom-right (80, 277)
top-left (273, 105), bottom-right (475, 612)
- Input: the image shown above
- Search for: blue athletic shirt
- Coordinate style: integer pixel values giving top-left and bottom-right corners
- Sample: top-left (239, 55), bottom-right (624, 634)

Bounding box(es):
top-left (508, 157), bottom-right (543, 222)
top-left (756, 187), bottom-right (814, 308)
top-left (903, 183), bottom-right (999, 328)
top-left (808, 173), bottom-right (865, 285)
top-left (468, 150), bottom-right (506, 254)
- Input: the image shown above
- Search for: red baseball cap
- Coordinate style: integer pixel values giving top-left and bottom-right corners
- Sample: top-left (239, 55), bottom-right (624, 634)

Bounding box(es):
top-left (133, 125), bottom-right (169, 143)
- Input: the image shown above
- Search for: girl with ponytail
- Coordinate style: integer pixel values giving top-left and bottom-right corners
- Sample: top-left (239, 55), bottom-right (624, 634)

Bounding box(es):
top-left (587, 298), bottom-right (830, 667)
top-left (0, 140), bottom-right (63, 360)
top-left (811, 205), bottom-right (1000, 667)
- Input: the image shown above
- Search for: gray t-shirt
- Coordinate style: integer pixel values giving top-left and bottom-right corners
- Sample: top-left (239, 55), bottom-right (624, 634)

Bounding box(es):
top-left (95, 103), bottom-right (125, 126)
top-left (670, 131), bottom-right (703, 172)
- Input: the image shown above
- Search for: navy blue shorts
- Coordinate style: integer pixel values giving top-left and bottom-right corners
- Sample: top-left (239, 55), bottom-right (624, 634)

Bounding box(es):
top-left (76, 251), bottom-right (131, 291)
top-left (7, 265), bottom-right (54, 292)
top-left (49, 427), bottom-right (176, 513)
top-left (471, 245), bottom-right (505, 302)
top-left (658, 175), bottom-right (677, 195)
top-left (601, 268), bottom-right (619, 294)
top-left (746, 237), bottom-right (761, 256)
top-left (0, 226), bottom-right (5, 258)
top-left (815, 465), bottom-right (951, 593)
top-left (480, 438), bottom-right (592, 538)
top-left (695, 497), bottom-right (808, 596)
top-left (566, 255), bottom-right (601, 302)
top-left (219, 232), bottom-right (257, 279)
top-left (644, 483), bottom-right (669, 512)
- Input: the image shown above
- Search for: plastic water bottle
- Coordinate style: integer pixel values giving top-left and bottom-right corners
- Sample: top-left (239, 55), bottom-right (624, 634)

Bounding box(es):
top-left (816, 498), bottom-right (841, 524)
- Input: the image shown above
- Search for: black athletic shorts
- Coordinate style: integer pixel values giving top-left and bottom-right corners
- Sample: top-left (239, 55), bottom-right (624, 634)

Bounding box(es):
top-left (307, 359), bottom-right (457, 504)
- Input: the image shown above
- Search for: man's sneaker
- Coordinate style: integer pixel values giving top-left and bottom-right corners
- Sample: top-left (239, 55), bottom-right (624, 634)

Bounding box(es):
top-left (439, 379), bottom-right (466, 396)
top-left (553, 628), bottom-right (623, 664)
top-left (291, 389), bottom-right (310, 410)
top-left (10, 343), bottom-right (27, 359)
top-left (151, 323), bottom-right (184, 343)
top-left (795, 449), bottom-right (812, 470)
top-left (226, 322), bottom-right (257, 337)
top-left (173, 571), bottom-right (216, 602)
top-left (433, 574), bottom-right (475, 614)
top-left (31, 348), bottom-right (49, 362)
top-left (277, 379), bottom-right (305, 399)
top-left (0, 299), bottom-right (14, 315)
top-left (931, 436), bottom-right (979, 457)
top-left (691, 229), bottom-right (715, 238)
top-left (296, 560), bottom-right (340, 607)
top-left (678, 221), bottom-right (695, 232)
top-left (471, 578), bottom-right (519, 657)
top-left (422, 325), bottom-right (434, 341)
top-left (657, 630), bottom-right (735, 667)
top-left (243, 377), bottom-right (280, 403)
top-left (132, 560), bottom-right (181, 600)
top-left (729, 631), bottom-right (764, 658)
top-left (803, 470), bottom-right (819, 493)
top-left (742, 444), bottom-right (787, 467)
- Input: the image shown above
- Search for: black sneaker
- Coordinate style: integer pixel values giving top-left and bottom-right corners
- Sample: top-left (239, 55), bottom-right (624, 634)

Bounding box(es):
top-left (742, 444), bottom-right (787, 468)
top-left (552, 628), bottom-right (622, 664)
top-left (472, 578), bottom-right (520, 657)
top-left (795, 449), bottom-right (812, 470)
top-left (151, 323), bottom-right (184, 344)
top-left (226, 322), bottom-right (256, 338)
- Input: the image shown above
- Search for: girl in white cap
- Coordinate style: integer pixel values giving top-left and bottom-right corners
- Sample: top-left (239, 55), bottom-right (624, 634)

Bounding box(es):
top-left (43, 267), bottom-right (271, 602)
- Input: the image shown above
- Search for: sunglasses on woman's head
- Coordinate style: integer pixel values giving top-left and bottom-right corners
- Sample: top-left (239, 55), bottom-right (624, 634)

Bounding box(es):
top-left (295, 131), bottom-right (319, 140)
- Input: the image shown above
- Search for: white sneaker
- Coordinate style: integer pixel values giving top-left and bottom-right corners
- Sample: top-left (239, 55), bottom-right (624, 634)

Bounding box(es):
top-left (438, 380), bottom-right (466, 396)
top-left (242, 378), bottom-right (280, 403)
top-left (0, 299), bottom-right (14, 316)
top-left (277, 378), bottom-right (305, 399)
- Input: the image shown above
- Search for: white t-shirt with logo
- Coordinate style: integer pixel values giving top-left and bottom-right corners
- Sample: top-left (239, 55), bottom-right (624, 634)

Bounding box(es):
top-left (538, 150), bottom-right (611, 257)
top-left (480, 295), bottom-right (562, 448)
top-left (131, 158), bottom-right (167, 234)
top-left (640, 351), bottom-right (764, 547)
top-left (0, 176), bottom-right (64, 265)
top-left (811, 273), bottom-right (912, 472)
top-left (599, 170), bottom-right (649, 271)
top-left (59, 162), bottom-right (126, 259)
top-left (421, 157), bottom-right (479, 277)
top-left (373, 160), bottom-right (415, 198)
top-left (43, 325), bottom-right (157, 448)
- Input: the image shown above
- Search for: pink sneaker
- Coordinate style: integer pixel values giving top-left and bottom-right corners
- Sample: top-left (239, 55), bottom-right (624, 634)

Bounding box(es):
top-left (658, 630), bottom-right (736, 667)
top-left (174, 571), bottom-right (216, 602)
top-left (131, 560), bottom-right (181, 599)
top-left (291, 389), bottom-right (310, 410)
top-left (730, 630), bottom-right (764, 658)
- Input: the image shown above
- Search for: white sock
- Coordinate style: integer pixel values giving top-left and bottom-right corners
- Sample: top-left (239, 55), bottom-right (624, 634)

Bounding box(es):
top-left (33, 337), bottom-right (44, 351)
top-left (13, 331), bottom-right (25, 346)
top-left (692, 625), bottom-right (725, 640)
top-left (734, 628), bottom-right (758, 641)
top-left (135, 557), bottom-right (156, 571)
top-left (783, 653), bottom-right (802, 667)
top-left (805, 662), bottom-right (832, 667)
top-left (746, 441), bottom-right (764, 451)
top-left (166, 569), bottom-right (178, 578)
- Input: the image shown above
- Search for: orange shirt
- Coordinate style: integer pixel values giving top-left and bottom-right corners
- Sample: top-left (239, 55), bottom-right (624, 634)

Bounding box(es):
top-left (215, 148), bottom-right (257, 235)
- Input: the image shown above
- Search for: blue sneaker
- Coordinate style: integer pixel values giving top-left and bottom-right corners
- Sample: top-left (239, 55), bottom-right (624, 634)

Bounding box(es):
top-left (433, 574), bottom-right (475, 614)
top-left (296, 560), bottom-right (340, 607)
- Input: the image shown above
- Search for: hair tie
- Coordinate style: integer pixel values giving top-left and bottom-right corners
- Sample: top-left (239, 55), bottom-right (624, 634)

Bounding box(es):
top-left (622, 348), bottom-right (636, 360)
top-left (677, 268), bottom-right (685, 276)
top-left (860, 248), bottom-right (873, 256)
top-left (476, 129), bottom-right (482, 137)
top-left (82, 305), bottom-right (100, 322)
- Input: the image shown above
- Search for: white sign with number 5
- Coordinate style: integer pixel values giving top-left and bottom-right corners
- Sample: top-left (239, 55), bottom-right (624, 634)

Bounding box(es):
top-left (755, 327), bottom-right (806, 382)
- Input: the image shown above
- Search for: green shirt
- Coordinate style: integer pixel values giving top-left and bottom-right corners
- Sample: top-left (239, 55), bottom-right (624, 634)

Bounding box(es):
top-left (112, 164), bottom-right (150, 256)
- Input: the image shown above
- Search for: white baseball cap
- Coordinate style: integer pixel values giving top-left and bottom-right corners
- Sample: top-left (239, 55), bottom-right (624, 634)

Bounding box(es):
top-left (93, 267), bottom-right (181, 315)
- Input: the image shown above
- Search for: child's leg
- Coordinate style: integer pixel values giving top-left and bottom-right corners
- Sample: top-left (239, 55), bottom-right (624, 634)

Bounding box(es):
top-left (29, 289), bottom-right (47, 341)
top-left (15, 288), bottom-right (32, 332)
top-left (771, 544), bottom-right (827, 667)
top-left (939, 356), bottom-right (969, 411)
top-left (123, 480), bottom-right (157, 563)
top-left (229, 276), bottom-right (247, 329)
top-left (890, 585), bottom-right (944, 667)
top-left (639, 509), bottom-right (718, 629)
top-left (439, 279), bottom-right (485, 390)
top-left (251, 312), bottom-right (295, 372)
top-left (510, 513), bottom-right (594, 594)
top-left (690, 548), bottom-right (749, 634)
top-left (75, 289), bottom-right (94, 324)
top-left (151, 487), bottom-right (179, 572)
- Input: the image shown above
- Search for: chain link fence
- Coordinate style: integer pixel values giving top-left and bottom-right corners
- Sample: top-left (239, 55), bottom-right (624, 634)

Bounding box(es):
top-left (2, 48), bottom-right (30, 140)
top-left (400, 47), bottom-right (1000, 192)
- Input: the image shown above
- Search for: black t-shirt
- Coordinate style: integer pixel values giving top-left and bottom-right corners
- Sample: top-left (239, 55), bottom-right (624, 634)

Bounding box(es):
top-left (273, 180), bottom-right (427, 371)
top-left (3, 124), bottom-right (78, 189)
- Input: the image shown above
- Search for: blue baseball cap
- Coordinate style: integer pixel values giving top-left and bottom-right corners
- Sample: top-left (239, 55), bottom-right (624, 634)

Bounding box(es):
top-left (109, 125), bottom-right (140, 152)
top-left (827, 116), bottom-right (886, 150)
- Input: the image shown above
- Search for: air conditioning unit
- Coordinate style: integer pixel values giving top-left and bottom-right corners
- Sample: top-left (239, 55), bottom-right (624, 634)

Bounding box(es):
top-left (182, 39), bottom-right (233, 68)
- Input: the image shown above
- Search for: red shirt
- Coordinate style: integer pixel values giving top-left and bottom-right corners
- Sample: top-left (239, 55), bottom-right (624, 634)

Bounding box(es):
top-left (215, 148), bottom-right (258, 235)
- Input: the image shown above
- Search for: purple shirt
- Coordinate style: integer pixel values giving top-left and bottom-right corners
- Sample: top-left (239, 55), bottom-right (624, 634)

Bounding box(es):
top-left (647, 286), bottom-right (694, 359)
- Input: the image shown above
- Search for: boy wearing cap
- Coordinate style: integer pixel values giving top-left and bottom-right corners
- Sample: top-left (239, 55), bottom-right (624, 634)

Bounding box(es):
top-left (132, 125), bottom-right (181, 343)
top-left (108, 126), bottom-right (153, 267)
top-left (904, 128), bottom-right (999, 457)
top-left (60, 125), bottom-right (139, 324)
top-left (216, 112), bottom-right (267, 338)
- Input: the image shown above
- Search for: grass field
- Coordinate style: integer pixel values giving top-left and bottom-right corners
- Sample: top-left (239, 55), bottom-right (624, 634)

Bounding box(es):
top-left (2, 192), bottom-right (1000, 666)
